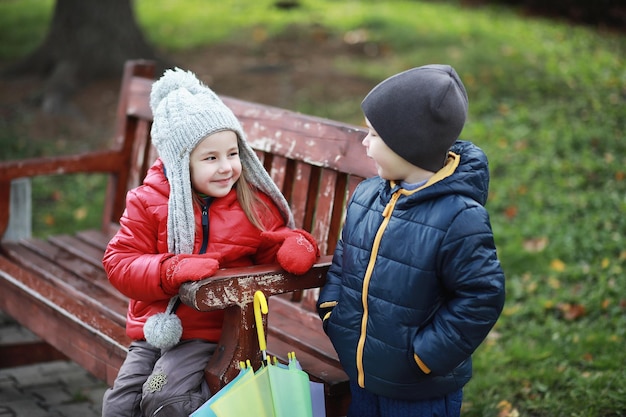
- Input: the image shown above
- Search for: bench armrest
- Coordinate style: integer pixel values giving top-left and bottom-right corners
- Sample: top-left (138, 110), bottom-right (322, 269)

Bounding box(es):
top-left (179, 255), bottom-right (331, 311)
top-left (0, 150), bottom-right (127, 238)
top-left (178, 255), bottom-right (331, 391)
top-left (0, 150), bottom-right (126, 182)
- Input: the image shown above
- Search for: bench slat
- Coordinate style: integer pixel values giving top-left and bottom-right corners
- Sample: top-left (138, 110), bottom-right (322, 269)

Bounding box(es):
top-left (48, 234), bottom-right (112, 269)
top-left (1, 241), bottom-right (127, 324)
top-left (290, 161), bottom-right (313, 229)
top-left (75, 229), bottom-right (117, 250)
top-left (46, 235), bottom-right (126, 306)
top-left (0, 256), bottom-right (130, 385)
top-left (222, 96), bottom-right (372, 178)
top-left (267, 296), bottom-right (339, 366)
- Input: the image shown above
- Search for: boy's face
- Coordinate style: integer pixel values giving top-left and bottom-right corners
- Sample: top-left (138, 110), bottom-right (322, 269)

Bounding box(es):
top-left (363, 118), bottom-right (428, 183)
top-left (189, 130), bottom-right (242, 198)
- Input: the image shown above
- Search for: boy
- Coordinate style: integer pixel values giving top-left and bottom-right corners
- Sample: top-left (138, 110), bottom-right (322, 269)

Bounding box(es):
top-left (317, 64), bottom-right (505, 417)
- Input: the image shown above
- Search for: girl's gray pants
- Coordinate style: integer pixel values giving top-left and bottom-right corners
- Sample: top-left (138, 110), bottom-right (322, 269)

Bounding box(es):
top-left (102, 339), bottom-right (216, 417)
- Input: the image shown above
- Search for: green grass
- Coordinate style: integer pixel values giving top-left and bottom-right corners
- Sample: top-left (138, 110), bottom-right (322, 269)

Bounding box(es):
top-left (0, 0), bottom-right (52, 59)
top-left (1, 1), bottom-right (625, 415)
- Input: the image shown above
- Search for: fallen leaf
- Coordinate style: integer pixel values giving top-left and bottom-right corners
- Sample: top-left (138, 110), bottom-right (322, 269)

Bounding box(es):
top-left (497, 400), bottom-right (520, 417)
top-left (558, 302), bottom-right (586, 320)
top-left (523, 237), bottom-right (548, 252)
top-left (548, 276), bottom-right (561, 289)
top-left (51, 190), bottom-right (63, 201)
top-left (74, 207), bottom-right (87, 221)
top-left (44, 214), bottom-right (55, 226)
top-left (550, 259), bottom-right (566, 272)
top-left (504, 205), bottom-right (518, 219)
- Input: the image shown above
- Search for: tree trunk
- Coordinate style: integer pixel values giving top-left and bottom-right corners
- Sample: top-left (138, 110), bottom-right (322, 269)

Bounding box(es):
top-left (6, 0), bottom-right (168, 112)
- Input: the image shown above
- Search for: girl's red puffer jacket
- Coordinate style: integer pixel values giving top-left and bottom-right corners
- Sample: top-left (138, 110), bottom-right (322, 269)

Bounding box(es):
top-left (103, 158), bottom-right (287, 342)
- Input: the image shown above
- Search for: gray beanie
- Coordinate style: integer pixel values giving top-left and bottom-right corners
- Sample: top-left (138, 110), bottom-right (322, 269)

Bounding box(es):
top-left (361, 64), bottom-right (468, 172)
top-left (150, 68), bottom-right (295, 255)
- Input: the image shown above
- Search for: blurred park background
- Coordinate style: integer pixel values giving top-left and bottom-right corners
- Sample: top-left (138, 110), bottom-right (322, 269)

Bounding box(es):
top-left (1, 0), bottom-right (625, 416)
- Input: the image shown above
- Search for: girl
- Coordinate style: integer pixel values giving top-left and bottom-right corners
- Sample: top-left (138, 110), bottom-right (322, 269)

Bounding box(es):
top-left (102, 68), bottom-right (318, 417)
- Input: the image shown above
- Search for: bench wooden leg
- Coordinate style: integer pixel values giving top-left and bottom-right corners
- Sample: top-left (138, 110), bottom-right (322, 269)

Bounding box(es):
top-left (204, 304), bottom-right (263, 394)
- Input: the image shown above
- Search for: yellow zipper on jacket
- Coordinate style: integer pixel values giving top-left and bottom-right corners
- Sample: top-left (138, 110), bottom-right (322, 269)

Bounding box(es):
top-left (355, 190), bottom-right (400, 387)
top-left (354, 151), bottom-right (461, 388)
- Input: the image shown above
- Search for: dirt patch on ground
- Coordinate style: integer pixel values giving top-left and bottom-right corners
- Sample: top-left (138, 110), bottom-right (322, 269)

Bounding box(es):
top-left (1, 32), bottom-right (375, 155)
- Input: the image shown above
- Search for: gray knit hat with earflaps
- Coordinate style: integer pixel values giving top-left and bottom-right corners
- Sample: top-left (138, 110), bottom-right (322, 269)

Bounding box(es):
top-left (143, 68), bottom-right (295, 350)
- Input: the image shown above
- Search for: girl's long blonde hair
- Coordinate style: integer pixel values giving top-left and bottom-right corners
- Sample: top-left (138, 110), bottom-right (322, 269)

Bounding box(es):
top-left (236, 171), bottom-right (275, 231)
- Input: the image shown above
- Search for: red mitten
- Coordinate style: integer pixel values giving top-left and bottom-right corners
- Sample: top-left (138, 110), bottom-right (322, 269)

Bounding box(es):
top-left (261, 229), bottom-right (320, 275)
top-left (160, 252), bottom-right (222, 295)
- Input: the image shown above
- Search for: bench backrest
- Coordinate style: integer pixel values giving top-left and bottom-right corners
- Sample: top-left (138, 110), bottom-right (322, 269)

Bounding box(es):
top-left (106, 60), bottom-right (375, 309)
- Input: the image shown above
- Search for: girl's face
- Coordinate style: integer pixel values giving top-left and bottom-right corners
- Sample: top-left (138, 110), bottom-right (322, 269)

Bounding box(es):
top-left (189, 130), bottom-right (242, 198)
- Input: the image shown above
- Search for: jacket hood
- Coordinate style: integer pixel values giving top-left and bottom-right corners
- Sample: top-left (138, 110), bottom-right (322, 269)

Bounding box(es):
top-left (380, 140), bottom-right (490, 207)
top-left (142, 158), bottom-right (171, 197)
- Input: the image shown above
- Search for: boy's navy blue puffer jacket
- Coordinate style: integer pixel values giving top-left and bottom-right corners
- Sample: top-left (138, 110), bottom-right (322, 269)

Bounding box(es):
top-left (317, 140), bottom-right (505, 401)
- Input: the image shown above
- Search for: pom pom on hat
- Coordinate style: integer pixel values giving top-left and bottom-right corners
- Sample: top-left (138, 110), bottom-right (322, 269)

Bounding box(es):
top-left (149, 67), bottom-right (209, 113)
top-left (361, 64), bottom-right (468, 172)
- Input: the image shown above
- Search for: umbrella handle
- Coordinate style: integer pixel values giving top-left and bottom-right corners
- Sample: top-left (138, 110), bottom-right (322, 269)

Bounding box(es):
top-left (253, 290), bottom-right (269, 362)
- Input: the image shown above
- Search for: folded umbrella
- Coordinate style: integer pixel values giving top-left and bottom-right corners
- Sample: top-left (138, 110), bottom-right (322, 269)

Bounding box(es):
top-left (190, 361), bottom-right (254, 417)
top-left (204, 291), bottom-right (315, 417)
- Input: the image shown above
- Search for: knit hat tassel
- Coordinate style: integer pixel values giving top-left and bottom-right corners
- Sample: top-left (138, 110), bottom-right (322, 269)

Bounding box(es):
top-left (144, 296), bottom-right (183, 351)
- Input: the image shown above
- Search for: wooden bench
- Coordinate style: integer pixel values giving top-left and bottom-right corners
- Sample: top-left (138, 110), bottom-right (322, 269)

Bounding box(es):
top-left (0, 59), bottom-right (374, 416)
